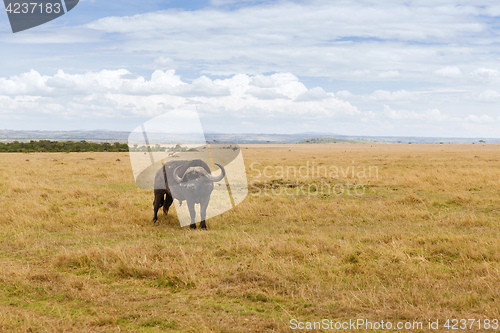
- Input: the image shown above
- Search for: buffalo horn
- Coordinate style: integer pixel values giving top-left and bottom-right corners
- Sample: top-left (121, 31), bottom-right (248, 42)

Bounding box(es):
top-left (202, 163), bottom-right (226, 182)
top-left (173, 165), bottom-right (184, 184)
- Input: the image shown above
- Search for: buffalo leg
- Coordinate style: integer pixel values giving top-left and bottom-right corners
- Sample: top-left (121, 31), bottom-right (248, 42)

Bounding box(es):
top-left (163, 194), bottom-right (173, 216)
top-left (199, 197), bottom-right (209, 230)
top-left (188, 201), bottom-right (197, 229)
top-left (153, 190), bottom-right (165, 223)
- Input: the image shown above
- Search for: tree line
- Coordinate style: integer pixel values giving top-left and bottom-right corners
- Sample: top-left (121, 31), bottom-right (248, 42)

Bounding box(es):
top-left (0, 140), bottom-right (129, 153)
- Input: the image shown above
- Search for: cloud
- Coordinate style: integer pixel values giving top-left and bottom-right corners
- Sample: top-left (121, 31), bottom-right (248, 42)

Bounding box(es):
top-left (472, 67), bottom-right (499, 78)
top-left (471, 67), bottom-right (499, 83)
top-left (147, 56), bottom-right (177, 70)
top-left (46, 77), bottom-right (77, 89)
top-left (2, 1), bottom-right (500, 99)
top-left (245, 88), bottom-right (290, 100)
top-left (350, 70), bottom-right (371, 77)
top-left (119, 70), bottom-right (233, 97)
top-left (336, 90), bottom-right (355, 99)
top-left (174, 76), bottom-right (231, 97)
top-left (0, 69), bottom-right (359, 126)
top-left (2, 1), bottom-right (500, 136)
top-left (366, 90), bottom-right (417, 102)
top-left (463, 114), bottom-right (496, 123)
top-left (73, 1), bottom-right (498, 81)
top-left (381, 104), bottom-right (500, 127)
top-left (478, 90), bottom-right (500, 101)
top-left (210, 0), bottom-right (264, 6)
top-left (2, 67), bottom-right (499, 136)
top-left (435, 66), bottom-right (462, 78)
top-left (383, 105), bottom-right (447, 121)
top-left (378, 70), bottom-right (400, 79)
top-left (250, 75), bottom-right (276, 88)
top-left (294, 87), bottom-right (331, 102)
top-left (0, 70), bottom-right (51, 96)
top-left (86, 2), bottom-right (491, 45)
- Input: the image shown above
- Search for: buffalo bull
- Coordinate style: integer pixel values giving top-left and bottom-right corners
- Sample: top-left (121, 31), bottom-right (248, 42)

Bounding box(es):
top-left (153, 159), bottom-right (226, 230)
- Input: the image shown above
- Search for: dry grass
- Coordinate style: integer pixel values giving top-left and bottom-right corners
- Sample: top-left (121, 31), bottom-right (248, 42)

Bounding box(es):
top-left (0, 144), bottom-right (500, 332)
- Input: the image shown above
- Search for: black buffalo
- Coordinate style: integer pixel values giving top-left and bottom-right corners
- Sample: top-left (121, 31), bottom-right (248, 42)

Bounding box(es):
top-left (153, 159), bottom-right (226, 230)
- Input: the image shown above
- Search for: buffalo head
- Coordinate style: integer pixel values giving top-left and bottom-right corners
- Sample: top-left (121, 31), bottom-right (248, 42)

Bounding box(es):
top-left (173, 163), bottom-right (226, 189)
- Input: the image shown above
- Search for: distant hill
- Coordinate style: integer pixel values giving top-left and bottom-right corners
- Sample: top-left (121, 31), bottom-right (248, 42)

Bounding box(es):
top-left (0, 130), bottom-right (130, 143)
top-left (297, 137), bottom-right (382, 144)
top-left (204, 133), bottom-right (325, 144)
top-left (0, 130), bottom-right (499, 144)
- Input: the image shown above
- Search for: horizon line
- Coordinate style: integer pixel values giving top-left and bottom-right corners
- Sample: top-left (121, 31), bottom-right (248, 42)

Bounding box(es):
top-left (1, 129), bottom-right (499, 140)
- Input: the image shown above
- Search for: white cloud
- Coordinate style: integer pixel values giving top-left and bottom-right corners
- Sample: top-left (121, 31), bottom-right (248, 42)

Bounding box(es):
top-left (2, 1), bottom-right (500, 136)
top-left (148, 56), bottom-right (177, 70)
top-left (478, 89), bottom-right (500, 101)
top-left (250, 75), bottom-right (276, 88)
top-left (378, 70), bottom-right (400, 79)
top-left (383, 105), bottom-right (447, 121)
top-left (463, 114), bottom-right (496, 123)
top-left (175, 76), bottom-right (231, 97)
top-left (86, 3), bottom-right (490, 45)
top-left (435, 66), bottom-right (462, 78)
top-left (68, 1), bottom-right (498, 81)
top-left (472, 67), bottom-right (499, 78)
top-left (0, 69), bottom-right (358, 125)
top-left (2, 67), bottom-right (499, 136)
top-left (118, 70), bottom-right (232, 97)
top-left (210, 0), bottom-right (261, 6)
top-left (294, 87), bottom-right (331, 102)
top-left (245, 88), bottom-right (290, 100)
top-left (380, 104), bottom-right (500, 128)
top-left (0, 70), bottom-right (51, 96)
top-left (350, 70), bottom-right (371, 77)
top-left (336, 90), bottom-right (355, 99)
top-left (366, 90), bottom-right (417, 101)
top-left (361, 111), bottom-right (377, 121)
top-left (470, 67), bottom-right (499, 83)
top-left (46, 77), bottom-right (77, 89)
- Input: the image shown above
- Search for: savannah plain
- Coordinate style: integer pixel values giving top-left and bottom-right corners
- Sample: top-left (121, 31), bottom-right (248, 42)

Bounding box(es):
top-left (0, 144), bottom-right (500, 332)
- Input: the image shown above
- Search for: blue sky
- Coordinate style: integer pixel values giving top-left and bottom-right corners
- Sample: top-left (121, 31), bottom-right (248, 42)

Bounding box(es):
top-left (1, 0), bottom-right (500, 137)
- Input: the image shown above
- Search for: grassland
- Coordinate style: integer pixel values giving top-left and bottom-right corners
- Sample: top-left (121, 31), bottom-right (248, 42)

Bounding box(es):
top-left (0, 144), bottom-right (500, 332)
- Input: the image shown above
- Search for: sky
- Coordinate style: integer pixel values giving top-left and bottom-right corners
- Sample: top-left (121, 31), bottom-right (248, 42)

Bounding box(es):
top-left (0, 0), bottom-right (500, 137)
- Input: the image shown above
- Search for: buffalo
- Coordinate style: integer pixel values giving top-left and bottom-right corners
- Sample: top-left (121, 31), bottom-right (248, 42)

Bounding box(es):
top-left (153, 159), bottom-right (226, 230)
